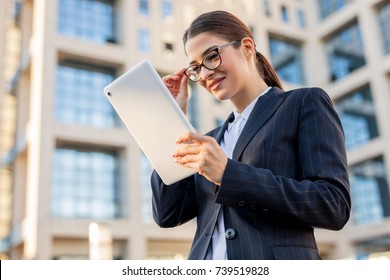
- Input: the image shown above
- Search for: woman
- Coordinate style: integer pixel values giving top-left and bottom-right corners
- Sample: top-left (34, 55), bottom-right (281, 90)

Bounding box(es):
top-left (151, 10), bottom-right (351, 260)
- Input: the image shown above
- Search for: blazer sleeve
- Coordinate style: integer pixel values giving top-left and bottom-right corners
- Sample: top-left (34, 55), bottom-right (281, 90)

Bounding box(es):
top-left (216, 88), bottom-right (351, 230)
top-left (150, 171), bottom-right (197, 228)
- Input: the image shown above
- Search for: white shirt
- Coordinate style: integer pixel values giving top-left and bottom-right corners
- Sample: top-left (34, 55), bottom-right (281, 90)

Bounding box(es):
top-left (206, 86), bottom-right (271, 260)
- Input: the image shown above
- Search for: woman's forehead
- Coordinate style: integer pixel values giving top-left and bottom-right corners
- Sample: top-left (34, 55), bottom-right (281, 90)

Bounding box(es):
top-left (185, 33), bottom-right (227, 62)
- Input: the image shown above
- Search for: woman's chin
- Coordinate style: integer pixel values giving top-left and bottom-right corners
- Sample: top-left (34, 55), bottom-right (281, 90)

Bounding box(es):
top-left (212, 89), bottom-right (229, 101)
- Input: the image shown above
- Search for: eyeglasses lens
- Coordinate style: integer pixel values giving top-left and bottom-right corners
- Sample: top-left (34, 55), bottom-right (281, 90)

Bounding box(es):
top-left (185, 66), bottom-right (199, 82)
top-left (203, 51), bottom-right (221, 70)
top-left (185, 50), bottom-right (222, 82)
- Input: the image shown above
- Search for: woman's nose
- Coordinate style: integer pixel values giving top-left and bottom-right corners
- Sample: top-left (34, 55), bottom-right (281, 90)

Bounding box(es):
top-left (200, 66), bottom-right (214, 80)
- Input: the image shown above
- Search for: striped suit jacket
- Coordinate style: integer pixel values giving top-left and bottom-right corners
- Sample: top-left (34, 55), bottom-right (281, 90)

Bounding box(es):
top-left (151, 86), bottom-right (351, 260)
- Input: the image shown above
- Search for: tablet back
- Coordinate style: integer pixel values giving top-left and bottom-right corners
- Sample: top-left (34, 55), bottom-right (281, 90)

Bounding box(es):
top-left (103, 60), bottom-right (196, 185)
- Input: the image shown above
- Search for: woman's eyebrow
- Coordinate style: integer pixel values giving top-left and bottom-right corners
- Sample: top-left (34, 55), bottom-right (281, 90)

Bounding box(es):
top-left (188, 45), bottom-right (218, 65)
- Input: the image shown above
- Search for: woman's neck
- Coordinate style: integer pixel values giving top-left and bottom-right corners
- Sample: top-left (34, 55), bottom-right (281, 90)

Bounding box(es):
top-left (231, 79), bottom-right (269, 113)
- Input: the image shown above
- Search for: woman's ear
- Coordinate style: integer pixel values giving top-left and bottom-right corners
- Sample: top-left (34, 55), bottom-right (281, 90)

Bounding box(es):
top-left (240, 37), bottom-right (256, 57)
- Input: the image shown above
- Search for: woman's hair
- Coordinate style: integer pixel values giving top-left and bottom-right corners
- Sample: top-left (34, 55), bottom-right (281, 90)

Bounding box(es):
top-left (183, 10), bottom-right (283, 90)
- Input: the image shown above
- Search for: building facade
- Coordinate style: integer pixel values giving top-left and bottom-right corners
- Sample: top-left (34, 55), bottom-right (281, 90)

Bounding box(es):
top-left (0, 0), bottom-right (389, 260)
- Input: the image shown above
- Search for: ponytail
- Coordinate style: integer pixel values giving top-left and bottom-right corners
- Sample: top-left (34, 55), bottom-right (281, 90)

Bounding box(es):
top-left (255, 51), bottom-right (283, 90)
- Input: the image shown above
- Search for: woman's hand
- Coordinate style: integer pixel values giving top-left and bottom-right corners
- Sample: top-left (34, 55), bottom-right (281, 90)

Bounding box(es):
top-left (162, 68), bottom-right (189, 114)
top-left (172, 131), bottom-right (228, 185)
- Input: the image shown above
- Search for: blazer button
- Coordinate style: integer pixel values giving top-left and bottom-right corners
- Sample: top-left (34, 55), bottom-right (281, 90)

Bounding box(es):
top-left (238, 200), bottom-right (245, 207)
top-left (262, 208), bottom-right (269, 214)
top-left (225, 228), bottom-right (236, 240)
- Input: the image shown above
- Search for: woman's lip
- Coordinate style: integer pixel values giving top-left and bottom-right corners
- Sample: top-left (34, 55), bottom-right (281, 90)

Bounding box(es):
top-left (209, 78), bottom-right (225, 90)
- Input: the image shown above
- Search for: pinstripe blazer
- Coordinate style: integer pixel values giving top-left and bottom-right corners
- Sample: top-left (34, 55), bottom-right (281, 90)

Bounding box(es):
top-left (151, 86), bottom-right (351, 260)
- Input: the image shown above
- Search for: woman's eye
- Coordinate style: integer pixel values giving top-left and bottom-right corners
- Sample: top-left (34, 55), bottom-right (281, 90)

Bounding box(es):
top-left (206, 52), bottom-right (219, 62)
top-left (191, 65), bottom-right (200, 73)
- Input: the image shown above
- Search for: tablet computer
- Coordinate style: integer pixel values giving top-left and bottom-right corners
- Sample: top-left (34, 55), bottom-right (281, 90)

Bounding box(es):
top-left (103, 59), bottom-right (196, 185)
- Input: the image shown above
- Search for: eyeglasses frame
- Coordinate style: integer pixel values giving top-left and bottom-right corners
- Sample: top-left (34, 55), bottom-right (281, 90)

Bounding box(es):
top-left (184, 40), bottom-right (242, 82)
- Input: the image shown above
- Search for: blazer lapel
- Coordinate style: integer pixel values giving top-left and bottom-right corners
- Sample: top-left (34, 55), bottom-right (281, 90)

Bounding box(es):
top-left (232, 87), bottom-right (286, 160)
top-left (214, 112), bottom-right (234, 144)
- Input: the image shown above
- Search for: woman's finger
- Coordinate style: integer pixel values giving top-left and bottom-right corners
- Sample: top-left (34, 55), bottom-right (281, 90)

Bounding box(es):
top-left (176, 131), bottom-right (209, 144)
top-left (173, 144), bottom-right (200, 157)
top-left (173, 154), bottom-right (199, 166)
top-left (163, 69), bottom-right (185, 89)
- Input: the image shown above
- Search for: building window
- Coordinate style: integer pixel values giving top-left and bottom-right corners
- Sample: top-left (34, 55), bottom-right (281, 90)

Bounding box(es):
top-left (297, 9), bottom-right (306, 28)
top-left (162, 0), bottom-right (173, 19)
top-left (269, 36), bottom-right (304, 85)
top-left (11, 0), bottom-right (22, 27)
top-left (334, 86), bottom-right (379, 149)
top-left (318, 0), bottom-right (351, 19)
top-left (139, 0), bottom-right (149, 16)
top-left (263, 0), bottom-right (271, 17)
top-left (281, 6), bottom-right (289, 22)
top-left (162, 42), bottom-right (174, 59)
top-left (58, 0), bottom-right (115, 43)
top-left (325, 22), bottom-right (366, 81)
top-left (164, 42), bottom-right (173, 51)
top-left (378, 2), bottom-right (390, 54)
top-left (349, 157), bottom-right (390, 226)
top-left (141, 154), bottom-right (152, 224)
top-left (55, 62), bottom-right (121, 128)
top-left (139, 29), bottom-right (150, 52)
top-left (52, 148), bottom-right (121, 219)
top-left (215, 118), bottom-right (225, 127)
top-left (355, 236), bottom-right (390, 259)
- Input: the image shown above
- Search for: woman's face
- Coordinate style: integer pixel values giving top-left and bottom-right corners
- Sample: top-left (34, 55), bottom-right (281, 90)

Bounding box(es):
top-left (185, 33), bottom-right (250, 101)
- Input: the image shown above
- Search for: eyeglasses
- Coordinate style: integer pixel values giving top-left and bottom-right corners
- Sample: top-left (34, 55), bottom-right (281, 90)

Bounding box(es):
top-left (184, 40), bottom-right (241, 82)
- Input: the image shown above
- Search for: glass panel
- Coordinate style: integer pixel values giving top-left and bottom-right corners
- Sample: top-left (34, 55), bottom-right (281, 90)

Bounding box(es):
top-left (334, 86), bottom-right (379, 149)
top-left (139, 29), bottom-right (150, 52)
top-left (269, 36), bottom-right (304, 85)
top-left (281, 6), bottom-right (288, 22)
top-left (141, 154), bottom-right (152, 224)
top-left (162, 42), bottom-right (175, 60)
top-left (325, 23), bottom-right (366, 81)
top-left (215, 118), bottom-right (224, 127)
top-left (378, 2), bottom-right (390, 54)
top-left (355, 236), bottom-right (390, 260)
top-left (318, 0), bottom-right (352, 19)
top-left (349, 157), bottom-right (390, 226)
top-left (52, 148), bottom-right (121, 219)
top-left (58, 0), bottom-right (115, 43)
top-left (55, 63), bottom-right (121, 128)
top-left (297, 9), bottom-right (306, 28)
top-left (139, 0), bottom-right (149, 16)
top-left (263, 0), bottom-right (271, 17)
top-left (162, 0), bottom-right (173, 19)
